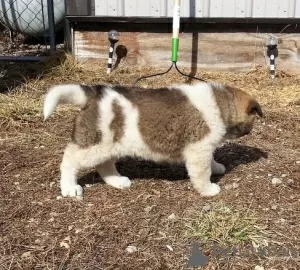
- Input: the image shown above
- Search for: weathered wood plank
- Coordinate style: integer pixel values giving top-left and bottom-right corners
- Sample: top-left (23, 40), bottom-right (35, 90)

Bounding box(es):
top-left (74, 31), bottom-right (300, 74)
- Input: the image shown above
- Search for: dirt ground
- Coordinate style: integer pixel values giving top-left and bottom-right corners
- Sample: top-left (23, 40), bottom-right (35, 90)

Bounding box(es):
top-left (0, 55), bottom-right (299, 270)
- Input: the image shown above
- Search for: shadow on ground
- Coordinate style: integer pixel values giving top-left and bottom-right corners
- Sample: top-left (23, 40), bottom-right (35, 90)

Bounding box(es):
top-left (0, 51), bottom-right (66, 93)
top-left (78, 143), bottom-right (268, 186)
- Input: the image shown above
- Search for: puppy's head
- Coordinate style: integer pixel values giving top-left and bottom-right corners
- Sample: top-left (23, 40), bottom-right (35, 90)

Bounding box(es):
top-left (221, 85), bottom-right (263, 140)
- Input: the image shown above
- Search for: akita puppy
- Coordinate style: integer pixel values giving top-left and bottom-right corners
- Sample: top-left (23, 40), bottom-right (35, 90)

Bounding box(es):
top-left (43, 82), bottom-right (263, 198)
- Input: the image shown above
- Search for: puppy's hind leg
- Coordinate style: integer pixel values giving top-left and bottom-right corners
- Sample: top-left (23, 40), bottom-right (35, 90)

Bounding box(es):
top-left (185, 148), bottom-right (221, 197)
top-left (60, 144), bottom-right (83, 197)
top-left (96, 159), bottom-right (132, 189)
top-left (211, 158), bottom-right (226, 175)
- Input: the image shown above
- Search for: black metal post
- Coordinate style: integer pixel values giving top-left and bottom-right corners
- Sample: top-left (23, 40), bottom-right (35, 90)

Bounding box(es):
top-left (266, 37), bottom-right (278, 79)
top-left (64, 18), bottom-right (72, 52)
top-left (107, 42), bottom-right (117, 74)
top-left (107, 30), bottom-right (120, 74)
top-left (47, 0), bottom-right (56, 51)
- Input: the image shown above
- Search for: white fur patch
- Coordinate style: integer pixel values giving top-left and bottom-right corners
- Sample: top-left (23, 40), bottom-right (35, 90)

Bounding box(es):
top-left (177, 83), bottom-right (226, 194)
top-left (43, 84), bottom-right (87, 120)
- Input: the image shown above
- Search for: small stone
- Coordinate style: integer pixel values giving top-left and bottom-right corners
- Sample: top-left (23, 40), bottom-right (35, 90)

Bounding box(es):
top-left (35, 239), bottom-right (41, 244)
top-left (296, 161), bottom-right (300, 164)
top-left (224, 184), bottom-right (233, 190)
top-left (271, 178), bottom-right (282, 185)
top-left (48, 217), bottom-right (54, 222)
top-left (271, 205), bottom-right (277, 210)
top-left (21, 251), bottom-right (31, 259)
top-left (287, 179), bottom-right (294, 185)
top-left (68, 225), bottom-right (74, 231)
top-left (151, 189), bottom-right (160, 195)
top-left (254, 266), bottom-right (264, 270)
top-left (60, 241), bottom-right (70, 249)
top-left (144, 205), bottom-right (154, 213)
top-left (56, 196), bottom-right (62, 200)
top-left (14, 182), bottom-right (19, 185)
top-left (280, 218), bottom-right (286, 223)
top-left (268, 174), bottom-right (272, 177)
top-left (63, 236), bottom-right (71, 243)
top-left (49, 182), bottom-right (55, 188)
top-left (281, 174), bottom-right (287, 178)
top-left (125, 245), bottom-right (137, 253)
top-left (232, 183), bottom-right (239, 189)
top-left (202, 204), bottom-right (212, 212)
top-left (167, 213), bottom-right (177, 221)
top-left (166, 245), bottom-right (173, 251)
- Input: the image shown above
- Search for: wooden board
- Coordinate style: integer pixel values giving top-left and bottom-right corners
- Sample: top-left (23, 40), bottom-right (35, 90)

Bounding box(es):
top-left (73, 31), bottom-right (300, 75)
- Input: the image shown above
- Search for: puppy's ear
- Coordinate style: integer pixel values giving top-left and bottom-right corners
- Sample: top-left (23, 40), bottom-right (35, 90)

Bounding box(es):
top-left (247, 100), bottom-right (263, 117)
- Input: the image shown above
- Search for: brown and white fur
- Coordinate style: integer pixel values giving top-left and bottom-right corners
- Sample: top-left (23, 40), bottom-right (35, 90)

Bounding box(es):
top-left (43, 82), bottom-right (263, 198)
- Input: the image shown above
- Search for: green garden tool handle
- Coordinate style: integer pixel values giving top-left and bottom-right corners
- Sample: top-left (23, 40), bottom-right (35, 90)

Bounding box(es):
top-left (172, 0), bottom-right (181, 63)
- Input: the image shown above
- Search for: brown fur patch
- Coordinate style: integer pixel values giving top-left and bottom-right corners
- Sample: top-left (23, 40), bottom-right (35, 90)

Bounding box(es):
top-left (80, 84), bottom-right (105, 99)
top-left (110, 101), bottom-right (125, 143)
top-left (114, 86), bottom-right (210, 160)
top-left (71, 99), bottom-right (102, 147)
top-left (71, 85), bottom-right (107, 147)
top-left (211, 84), bottom-right (235, 126)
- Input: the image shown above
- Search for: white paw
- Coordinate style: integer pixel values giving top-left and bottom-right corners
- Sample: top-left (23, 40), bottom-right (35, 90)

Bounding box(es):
top-left (200, 183), bottom-right (221, 197)
top-left (105, 176), bottom-right (132, 189)
top-left (212, 162), bottom-right (226, 175)
top-left (61, 184), bottom-right (83, 197)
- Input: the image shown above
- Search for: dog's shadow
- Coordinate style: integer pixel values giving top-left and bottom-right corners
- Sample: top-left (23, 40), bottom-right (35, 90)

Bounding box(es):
top-left (78, 143), bottom-right (268, 186)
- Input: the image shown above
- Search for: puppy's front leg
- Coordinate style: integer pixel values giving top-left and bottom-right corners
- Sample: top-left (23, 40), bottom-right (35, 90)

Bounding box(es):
top-left (185, 151), bottom-right (221, 197)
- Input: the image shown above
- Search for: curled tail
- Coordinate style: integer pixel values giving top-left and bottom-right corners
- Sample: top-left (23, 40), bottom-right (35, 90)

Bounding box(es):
top-left (43, 84), bottom-right (88, 121)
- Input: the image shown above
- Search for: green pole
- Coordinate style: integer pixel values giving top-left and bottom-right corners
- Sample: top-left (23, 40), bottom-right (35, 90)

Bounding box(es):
top-left (172, 38), bottom-right (179, 63)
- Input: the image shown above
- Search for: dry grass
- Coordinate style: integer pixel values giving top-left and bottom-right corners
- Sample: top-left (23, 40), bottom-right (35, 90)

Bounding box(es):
top-left (0, 53), bottom-right (300, 270)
